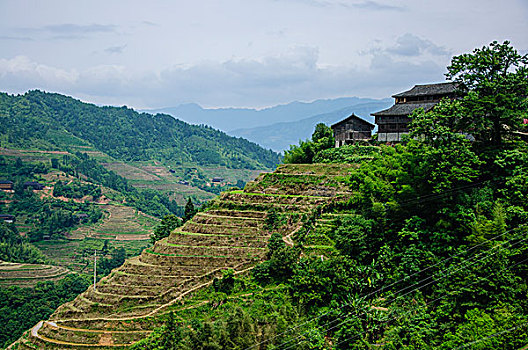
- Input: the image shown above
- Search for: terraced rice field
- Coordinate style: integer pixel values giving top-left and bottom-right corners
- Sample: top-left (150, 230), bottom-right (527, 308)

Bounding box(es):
top-left (0, 261), bottom-right (71, 288)
top-left (71, 205), bottom-right (158, 241)
top-left (14, 163), bottom-right (354, 349)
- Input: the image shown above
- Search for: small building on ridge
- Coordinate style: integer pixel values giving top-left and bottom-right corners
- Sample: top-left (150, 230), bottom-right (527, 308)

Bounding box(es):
top-left (372, 82), bottom-right (458, 142)
top-left (331, 114), bottom-right (375, 147)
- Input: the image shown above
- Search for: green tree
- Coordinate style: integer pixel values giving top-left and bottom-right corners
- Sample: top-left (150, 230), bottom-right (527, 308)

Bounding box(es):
top-left (184, 198), bottom-right (197, 222)
top-left (151, 214), bottom-right (181, 243)
top-left (284, 123), bottom-right (335, 164)
top-left (446, 40), bottom-right (528, 146)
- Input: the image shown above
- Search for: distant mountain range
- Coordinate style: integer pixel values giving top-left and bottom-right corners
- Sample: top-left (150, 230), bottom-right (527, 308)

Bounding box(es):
top-left (229, 100), bottom-right (393, 151)
top-left (145, 97), bottom-right (392, 151)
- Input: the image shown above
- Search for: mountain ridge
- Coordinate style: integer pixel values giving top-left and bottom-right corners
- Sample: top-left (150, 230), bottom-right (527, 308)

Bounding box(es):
top-left (144, 96), bottom-right (391, 132)
top-left (229, 100), bottom-right (393, 151)
top-left (0, 90), bottom-right (281, 170)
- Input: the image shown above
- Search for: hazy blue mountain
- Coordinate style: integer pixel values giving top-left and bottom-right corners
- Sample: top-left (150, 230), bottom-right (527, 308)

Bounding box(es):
top-left (228, 100), bottom-right (393, 151)
top-left (144, 97), bottom-right (389, 132)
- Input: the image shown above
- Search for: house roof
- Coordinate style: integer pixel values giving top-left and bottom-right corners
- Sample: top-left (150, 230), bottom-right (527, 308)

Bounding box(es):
top-left (0, 181), bottom-right (13, 184)
top-left (371, 102), bottom-right (437, 117)
top-left (331, 114), bottom-right (375, 129)
top-left (392, 82), bottom-right (458, 98)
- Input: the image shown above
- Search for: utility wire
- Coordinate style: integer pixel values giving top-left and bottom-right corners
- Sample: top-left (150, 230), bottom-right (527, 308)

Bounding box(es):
top-left (330, 256), bottom-right (528, 350)
top-left (245, 224), bottom-right (527, 350)
top-left (278, 234), bottom-right (527, 350)
top-left (453, 321), bottom-right (528, 350)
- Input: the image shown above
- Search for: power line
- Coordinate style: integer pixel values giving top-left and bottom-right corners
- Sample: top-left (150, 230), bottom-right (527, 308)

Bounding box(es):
top-left (245, 224), bottom-right (527, 350)
top-left (453, 322), bottom-right (528, 350)
top-left (278, 233), bottom-right (527, 350)
top-left (330, 256), bottom-right (528, 350)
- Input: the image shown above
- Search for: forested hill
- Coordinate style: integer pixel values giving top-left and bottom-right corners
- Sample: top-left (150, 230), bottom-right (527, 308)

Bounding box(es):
top-left (0, 90), bottom-right (281, 169)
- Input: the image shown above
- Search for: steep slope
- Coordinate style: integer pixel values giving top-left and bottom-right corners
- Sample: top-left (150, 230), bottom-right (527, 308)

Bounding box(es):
top-left (13, 163), bottom-right (357, 349)
top-left (0, 90), bottom-right (280, 170)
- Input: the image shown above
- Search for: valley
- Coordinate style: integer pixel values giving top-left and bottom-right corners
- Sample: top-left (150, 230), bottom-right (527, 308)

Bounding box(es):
top-left (11, 163), bottom-right (356, 348)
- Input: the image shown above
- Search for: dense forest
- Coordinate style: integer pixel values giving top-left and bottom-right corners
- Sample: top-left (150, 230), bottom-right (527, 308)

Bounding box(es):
top-left (132, 41), bottom-right (528, 349)
top-left (0, 274), bottom-right (90, 348)
top-left (0, 90), bottom-right (281, 169)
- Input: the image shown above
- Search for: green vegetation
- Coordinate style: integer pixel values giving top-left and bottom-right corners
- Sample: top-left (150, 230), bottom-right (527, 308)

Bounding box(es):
top-left (284, 123), bottom-right (335, 164)
top-left (52, 180), bottom-right (101, 200)
top-left (0, 222), bottom-right (47, 264)
top-left (59, 152), bottom-right (183, 218)
top-left (0, 274), bottom-right (90, 348)
top-left (134, 41), bottom-right (528, 349)
top-left (0, 90), bottom-right (281, 169)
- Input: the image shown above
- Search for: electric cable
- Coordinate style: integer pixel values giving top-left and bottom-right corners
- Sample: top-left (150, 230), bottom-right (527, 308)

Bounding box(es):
top-left (244, 223), bottom-right (527, 350)
top-left (278, 234), bottom-right (527, 350)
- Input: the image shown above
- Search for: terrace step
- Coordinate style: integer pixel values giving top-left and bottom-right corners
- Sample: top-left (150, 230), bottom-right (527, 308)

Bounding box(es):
top-left (205, 209), bottom-right (267, 219)
top-left (168, 231), bottom-right (269, 248)
top-left (181, 221), bottom-right (258, 235)
top-left (121, 256), bottom-right (212, 276)
top-left (192, 213), bottom-right (263, 227)
top-left (106, 271), bottom-right (187, 287)
top-left (151, 240), bottom-right (265, 258)
top-left (38, 321), bottom-right (149, 346)
top-left (139, 249), bottom-right (256, 267)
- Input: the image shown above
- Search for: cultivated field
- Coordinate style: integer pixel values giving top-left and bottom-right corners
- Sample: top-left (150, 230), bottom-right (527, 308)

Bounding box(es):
top-left (0, 261), bottom-right (71, 288)
top-left (13, 163), bottom-right (354, 349)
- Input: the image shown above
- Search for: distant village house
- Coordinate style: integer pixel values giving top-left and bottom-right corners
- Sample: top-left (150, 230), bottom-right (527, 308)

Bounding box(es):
top-left (23, 181), bottom-right (45, 190)
top-left (331, 114), bottom-right (375, 147)
top-left (372, 82), bottom-right (458, 142)
top-left (0, 180), bottom-right (13, 191)
top-left (212, 177), bottom-right (224, 183)
top-left (0, 214), bottom-right (15, 223)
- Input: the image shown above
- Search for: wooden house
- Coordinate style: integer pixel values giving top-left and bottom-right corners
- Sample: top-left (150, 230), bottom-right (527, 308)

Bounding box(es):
top-left (23, 181), bottom-right (45, 190)
top-left (331, 114), bottom-right (375, 147)
top-left (372, 82), bottom-right (458, 142)
top-left (0, 214), bottom-right (15, 223)
top-left (0, 181), bottom-right (13, 191)
top-left (74, 213), bottom-right (89, 223)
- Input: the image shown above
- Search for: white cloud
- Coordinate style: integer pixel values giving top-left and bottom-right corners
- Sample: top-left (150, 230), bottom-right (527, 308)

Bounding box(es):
top-left (0, 46), bottom-right (447, 108)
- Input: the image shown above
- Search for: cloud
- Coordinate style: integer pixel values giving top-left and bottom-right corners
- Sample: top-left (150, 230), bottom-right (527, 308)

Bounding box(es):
top-left (15, 23), bottom-right (117, 40)
top-left (278, 0), bottom-right (405, 11)
top-left (0, 35), bottom-right (34, 41)
top-left (386, 33), bottom-right (450, 57)
top-left (43, 23), bottom-right (116, 35)
top-left (348, 1), bottom-right (405, 11)
top-left (0, 47), bottom-right (447, 109)
top-left (104, 44), bottom-right (127, 54)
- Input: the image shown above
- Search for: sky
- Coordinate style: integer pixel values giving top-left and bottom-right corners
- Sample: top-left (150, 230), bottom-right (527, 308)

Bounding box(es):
top-left (0, 0), bottom-right (527, 109)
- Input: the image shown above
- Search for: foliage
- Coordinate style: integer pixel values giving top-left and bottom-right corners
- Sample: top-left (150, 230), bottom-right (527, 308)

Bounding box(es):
top-left (0, 90), bottom-right (281, 169)
top-left (314, 144), bottom-right (380, 163)
top-left (184, 198), bottom-right (197, 223)
top-left (284, 123), bottom-right (335, 164)
top-left (0, 274), bottom-right (90, 348)
top-left (0, 222), bottom-right (47, 263)
top-left (151, 214), bottom-right (182, 243)
top-left (446, 40), bottom-right (528, 146)
top-left (52, 180), bottom-right (101, 200)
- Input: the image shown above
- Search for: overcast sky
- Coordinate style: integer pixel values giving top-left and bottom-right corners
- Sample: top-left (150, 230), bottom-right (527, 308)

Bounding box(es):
top-left (1, 0), bottom-right (527, 109)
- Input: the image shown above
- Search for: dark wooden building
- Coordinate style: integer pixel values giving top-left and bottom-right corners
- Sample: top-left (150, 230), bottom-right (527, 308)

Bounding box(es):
top-left (372, 82), bottom-right (458, 142)
top-left (0, 214), bottom-right (15, 223)
top-left (331, 114), bottom-right (375, 147)
top-left (0, 181), bottom-right (13, 191)
top-left (23, 181), bottom-right (45, 190)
